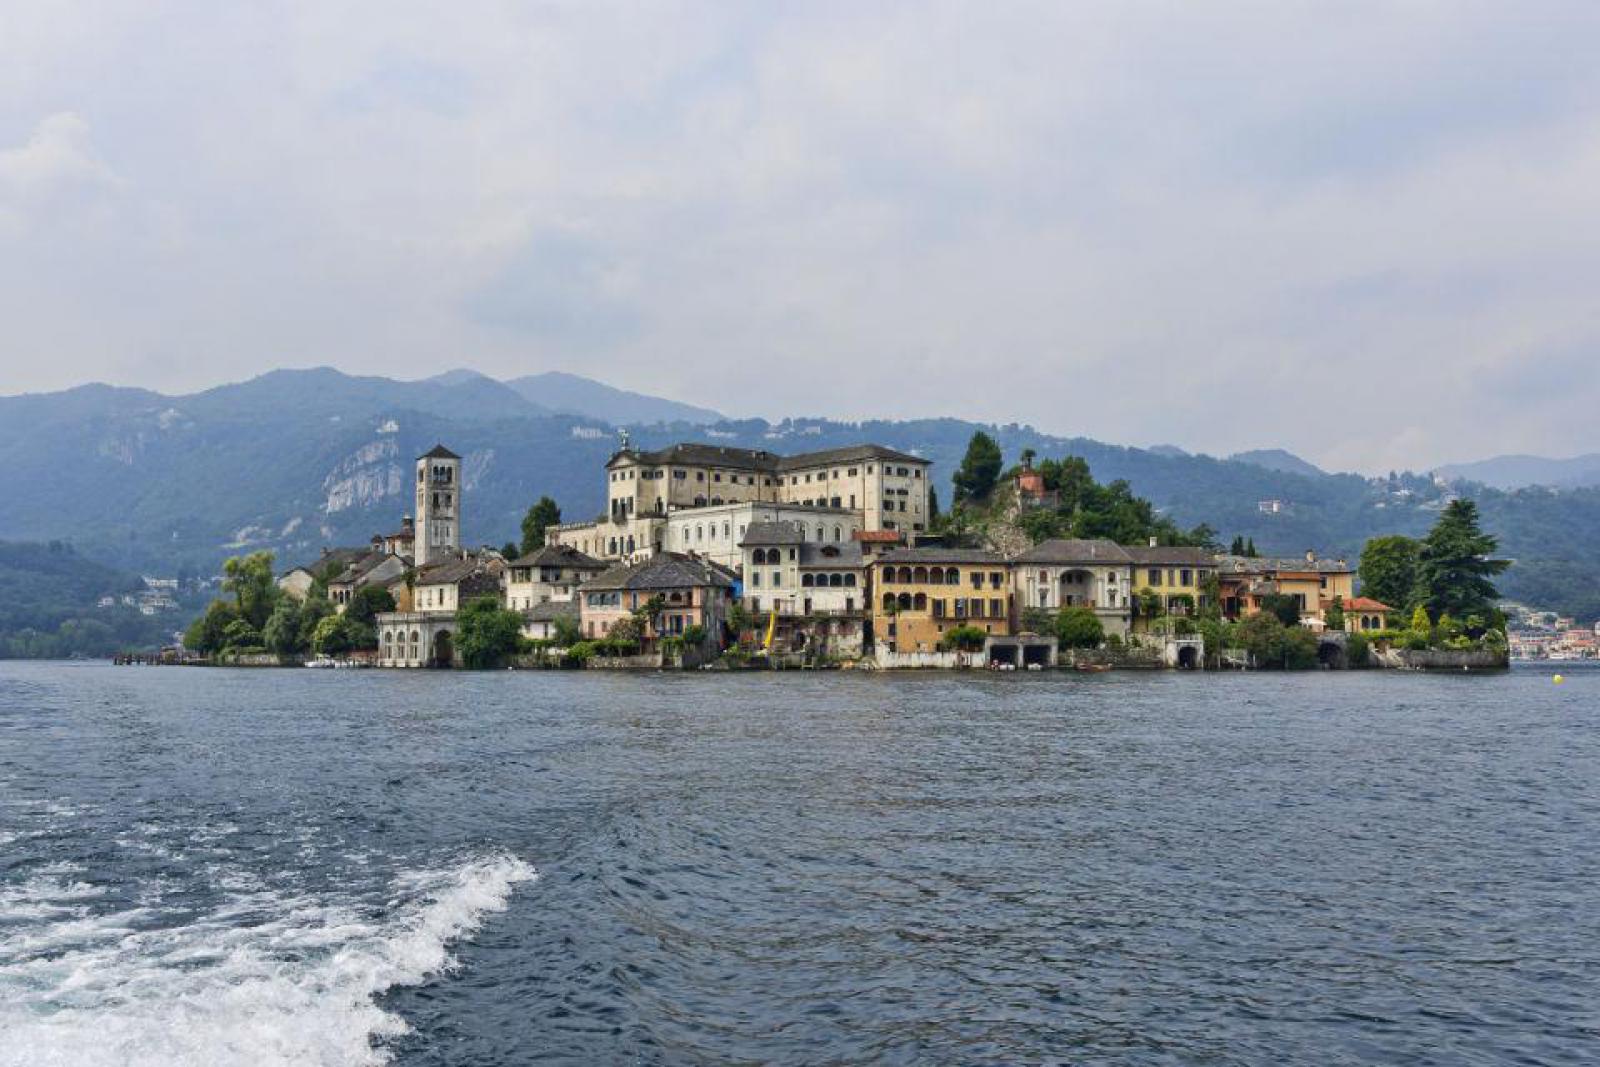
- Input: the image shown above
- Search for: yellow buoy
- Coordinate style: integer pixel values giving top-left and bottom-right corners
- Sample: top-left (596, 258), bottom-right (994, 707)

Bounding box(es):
top-left (1554, 674), bottom-right (1564, 685)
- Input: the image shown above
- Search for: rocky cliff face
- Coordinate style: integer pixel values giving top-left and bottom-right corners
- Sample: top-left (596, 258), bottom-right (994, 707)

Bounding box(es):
top-left (323, 438), bottom-right (403, 515)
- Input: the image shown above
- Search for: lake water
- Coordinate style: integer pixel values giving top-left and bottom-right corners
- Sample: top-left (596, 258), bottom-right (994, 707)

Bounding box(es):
top-left (1, 662), bottom-right (1596, 1065)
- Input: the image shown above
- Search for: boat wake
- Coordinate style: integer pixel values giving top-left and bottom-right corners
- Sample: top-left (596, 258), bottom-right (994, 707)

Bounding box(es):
top-left (0, 851), bottom-right (536, 1067)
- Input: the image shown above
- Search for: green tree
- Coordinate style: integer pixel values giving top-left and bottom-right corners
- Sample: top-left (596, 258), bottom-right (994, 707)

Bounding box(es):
top-left (311, 613), bottom-right (359, 656)
top-left (1415, 499), bottom-right (1508, 622)
top-left (1055, 606), bottom-right (1104, 649)
top-left (1409, 604), bottom-right (1432, 632)
top-left (501, 541), bottom-right (518, 560)
top-left (520, 496), bottom-right (563, 555)
top-left (952, 431), bottom-right (1003, 504)
top-left (297, 596), bottom-right (334, 650)
top-left (1236, 612), bottom-right (1318, 669)
top-left (345, 584), bottom-right (396, 629)
top-left (1259, 593), bottom-right (1303, 627)
top-left (184, 600), bottom-right (240, 654)
top-left (456, 596), bottom-right (526, 668)
top-left (222, 550), bottom-right (279, 629)
top-left (221, 618), bottom-right (260, 649)
top-left (1245, 538), bottom-right (1258, 558)
top-left (1324, 595), bottom-right (1345, 632)
top-left (1359, 535), bottom-right (1420, 610)
top-left (262, 598), bottom-right (306, 657)
top-left (606, 614), bottom-right (644, 650)
top-left (551, 614), bottom-right (581, 647)
top-left (1230, 536), bottom-right (1246, 556)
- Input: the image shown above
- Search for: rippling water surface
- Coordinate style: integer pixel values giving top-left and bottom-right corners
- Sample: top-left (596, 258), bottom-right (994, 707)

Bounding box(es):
top-left (1, 662), bottom-right (1597, 1065)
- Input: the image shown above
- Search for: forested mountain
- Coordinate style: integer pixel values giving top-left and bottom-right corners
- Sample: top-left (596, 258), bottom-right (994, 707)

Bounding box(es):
top-left (0, 541), bottom-right (191, 657)
top-left (1, 368), bottom-right (1597, 621)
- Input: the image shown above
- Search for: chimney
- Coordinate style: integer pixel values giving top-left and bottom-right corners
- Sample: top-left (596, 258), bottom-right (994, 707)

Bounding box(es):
top-left (1305, 549), bottom-right (1316, 563)
top-left (1149, 536), bottom-right (1158, 548)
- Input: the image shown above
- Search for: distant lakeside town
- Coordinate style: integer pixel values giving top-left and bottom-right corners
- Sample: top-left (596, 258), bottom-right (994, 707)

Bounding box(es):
top-left (142, 427), bottom-right (1529, 674)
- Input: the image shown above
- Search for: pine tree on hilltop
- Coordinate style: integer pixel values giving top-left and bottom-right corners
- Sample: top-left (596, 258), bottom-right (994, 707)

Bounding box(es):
top-left (952, 431), bottom-right (1003, 504)
top-left (1415, 499), bottom-right (1508, 623)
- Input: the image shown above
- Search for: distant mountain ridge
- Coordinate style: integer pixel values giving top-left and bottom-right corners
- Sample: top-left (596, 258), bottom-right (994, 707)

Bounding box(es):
top-left (1228, 449), bottom-right (1326, 478)
top-left (1437, 453), bottom-right (1600, 491)
top-left (504, 371), bottom-right (724, 426)
top-left (1, 367), bottom-right (1598, 622)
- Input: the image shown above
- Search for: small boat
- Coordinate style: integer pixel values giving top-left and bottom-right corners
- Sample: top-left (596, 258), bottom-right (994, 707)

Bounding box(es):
top-left (305, 657), bottom-right (336, 669)
top-left (1075, 663), bottom-right (1113, 673)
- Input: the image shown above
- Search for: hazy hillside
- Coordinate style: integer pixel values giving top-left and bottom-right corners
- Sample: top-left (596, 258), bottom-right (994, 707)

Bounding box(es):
top-left (505, 371), bottom-right (724, 425)
top-left (1228, 449), bottom-right (1326, 479)
top-left (0, 541), bottom-right (190, 657)
top-left (1, 368), bottom-right (1597, 621)
top-left (1437, 453), bottom-right (1600, 490)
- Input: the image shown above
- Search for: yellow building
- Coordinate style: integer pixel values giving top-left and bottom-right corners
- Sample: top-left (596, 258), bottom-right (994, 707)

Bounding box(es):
top-left (871, 549), bottom-right (1013, 653)
top-left (1126, 544), bottom-right (1218, 631)
top-left (1218, 551), bottom-right (1356, 625)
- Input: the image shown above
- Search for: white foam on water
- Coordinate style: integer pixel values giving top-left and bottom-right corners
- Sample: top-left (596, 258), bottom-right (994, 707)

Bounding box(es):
top-left (0, 851), bottom-right (537, 1067)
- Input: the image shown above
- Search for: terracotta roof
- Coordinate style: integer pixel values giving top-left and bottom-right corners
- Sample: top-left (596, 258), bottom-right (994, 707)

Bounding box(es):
top-left (1337, 596), bottom-right (1394, 613)
top-left (853, 530), bottom-right (903, 543)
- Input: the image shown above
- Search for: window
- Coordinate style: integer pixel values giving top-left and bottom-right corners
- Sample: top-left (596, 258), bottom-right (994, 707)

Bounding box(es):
top-left (844, 574), bottom-right (856, 587)
top-left (696, 471), bottom-right (705, 481)
top-left (752, 573), bottom-right (761, 588)
top-left (990, 598), bottom-right (1002, 618)
top-left (801, 574), bottom-right (814, 587)
top-left (1181, 569), bottom-right (1192, 586)
top-left (1148, 569), bottom-right (1162, 586)
top-left (674, 470), bottom-right (686, 480)
top-left (847, 468), bottom-right (858, 476)
top-left (970, 571), bottom-right (982, 587)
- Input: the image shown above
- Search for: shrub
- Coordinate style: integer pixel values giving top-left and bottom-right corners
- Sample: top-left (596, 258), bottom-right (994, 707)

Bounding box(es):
top-left (940, 624), bottom-right (989, 652)
top-left (1344, 633), bottom-right (1371, 669)
top-left (1054, 607), bottom-right (1104, 649)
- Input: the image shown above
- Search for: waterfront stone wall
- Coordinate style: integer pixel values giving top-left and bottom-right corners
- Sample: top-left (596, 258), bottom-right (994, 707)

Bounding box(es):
top-left (1375, 648), bottom-right (1509, 671)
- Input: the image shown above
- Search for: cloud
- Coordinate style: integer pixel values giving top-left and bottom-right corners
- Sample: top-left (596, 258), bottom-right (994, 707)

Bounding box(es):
top-left (0, 112), bottom-right (119, 204)
top-left (1, 3), bottom-right (1599, 473)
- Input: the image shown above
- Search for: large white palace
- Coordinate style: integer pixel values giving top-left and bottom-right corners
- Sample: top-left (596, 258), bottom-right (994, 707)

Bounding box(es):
top-left (547, 437), bottom-right (931, 569)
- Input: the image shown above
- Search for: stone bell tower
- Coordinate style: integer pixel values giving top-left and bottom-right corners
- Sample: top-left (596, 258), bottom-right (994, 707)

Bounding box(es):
top-left (415, 444), bottom-right (461, 566)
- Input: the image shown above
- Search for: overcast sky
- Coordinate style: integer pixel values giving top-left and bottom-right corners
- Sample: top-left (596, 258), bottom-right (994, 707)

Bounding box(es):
top-left (2, 3), bottom-right (1598, 473)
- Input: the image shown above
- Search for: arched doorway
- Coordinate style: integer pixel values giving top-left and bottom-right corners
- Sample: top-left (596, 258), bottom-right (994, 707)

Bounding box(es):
top-left (1177, 645), bottom-right (1199, 670)
top-left (431, 630), bottom-right (453, 668)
